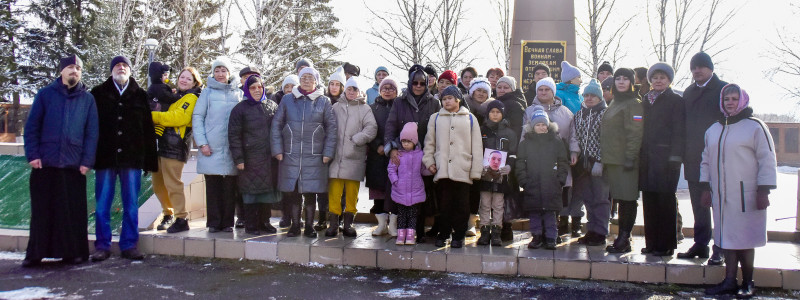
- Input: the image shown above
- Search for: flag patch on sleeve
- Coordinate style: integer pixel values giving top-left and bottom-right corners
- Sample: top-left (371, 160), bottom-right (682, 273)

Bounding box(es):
top-left (633, 116), bottom-right (643, 121)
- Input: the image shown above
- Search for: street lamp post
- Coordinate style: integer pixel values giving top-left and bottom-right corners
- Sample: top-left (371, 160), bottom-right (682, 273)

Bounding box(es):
top-left (144, 38), bottom-right (159, 88)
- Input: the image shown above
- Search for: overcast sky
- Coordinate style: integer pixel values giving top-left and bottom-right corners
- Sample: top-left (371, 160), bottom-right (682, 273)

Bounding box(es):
top-left (329, 0), bottom-right (797, 116)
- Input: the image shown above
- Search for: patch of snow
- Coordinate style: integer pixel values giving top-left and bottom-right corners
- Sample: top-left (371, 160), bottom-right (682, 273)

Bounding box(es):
top-left (0, 252), bottom-right (25, 260)
top-left (778, 166), bottom-right (798, 174)
top-left (203, 263), bottom-right (212, 267)
top-left (23, 275), bottom-right (31, 279)
top-left (378, 276), bottom-right (392, 284)
top-left (0, 287), bottom-right (65, 300)
top-left (376, 289), bottom-right (421, 298)
top-left (185, 291), bottom-right (195, 296)
top-left (306, 262), bottom-right (324, 268)
top-left (354, 276), bottom-right (368, 282)
top-left (131, 261), bottom-right (142, 264)
top-left (154, 284), bottom-right (176, 290)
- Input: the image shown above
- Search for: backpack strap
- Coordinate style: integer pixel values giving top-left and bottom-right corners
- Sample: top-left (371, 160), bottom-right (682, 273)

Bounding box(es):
top-left (434, 112), bottom-right (473, 132)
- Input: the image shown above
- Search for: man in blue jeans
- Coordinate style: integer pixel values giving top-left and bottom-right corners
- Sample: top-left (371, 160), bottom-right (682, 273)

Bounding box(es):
top-left (89, 56), bottom-right (158, 261)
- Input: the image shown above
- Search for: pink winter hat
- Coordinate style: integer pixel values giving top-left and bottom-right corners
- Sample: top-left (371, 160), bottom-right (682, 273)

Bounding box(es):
top-left (400, 122), bottom-right (419, 145)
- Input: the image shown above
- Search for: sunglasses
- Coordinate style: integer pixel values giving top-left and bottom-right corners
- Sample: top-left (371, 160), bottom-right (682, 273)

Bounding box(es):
top-left (412, 81), bottom-right (426, 87)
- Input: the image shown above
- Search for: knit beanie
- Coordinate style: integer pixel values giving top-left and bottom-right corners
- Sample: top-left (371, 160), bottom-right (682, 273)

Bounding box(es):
top-left (582, 79), bottom-right (603, 99)
top-left (211, 59), bottom-right (231, 74)
top-left (298, 66), bottom-right (321, 84)
top-left (110, 55), bottom-right (132, 72)
top-left (601, 76), bottom-right (614, 90)
top-left (374, 66), bottom-right (389, 78)
top-left (344, 76), bottom-right (360, 91)
top-left (560, 61), bottom-right (581, 83)
top-left (295, 58), bottom-right (313, 71)
top-left (239, 66), bottom-right (261, 78)
top-left (59, 54), bottom-right (83, 72)
top-left (148, 61), bottom-right (170, 83)
top-left (497, 76), bottom-right (517, 90)
top-left (342, 62), bottom-right (360, 77)
top-left (440, 85), bottom-right (463, 101)
top-left (535, 77), bottom-right (556, 93)
top-left (532, 64), bottom-right (550, 76)
top-left (530, 105), bottom-right (549, 126)
top-left (282, 74), bottom-right (300, 89)
top-left (379, 76), bottom-right (399, 92)
top-left (438, 70), bottom-right (458, 85)
top-left (486, 99), bottom-right (505, 116)
top-left (469, 77), bottom-right (492, 97)
top-left (597, 61), bottom-right (614, 75)
top-left (399, 122), bottom-right (419, 146)
top-left (328, 69), bottom-right (346, 85)
top-left (690, 52), bottom-right (714, 71)
top-left (423, 64), bottom-right (438, 78)
top-left (647, 62), bottom-right (674, 83)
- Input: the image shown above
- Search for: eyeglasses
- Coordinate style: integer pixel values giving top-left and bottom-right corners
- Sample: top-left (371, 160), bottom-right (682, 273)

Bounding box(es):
top-left (381, 87), bottom-right (396, 92)
top-left (412, 81), bottom-right (426, 87)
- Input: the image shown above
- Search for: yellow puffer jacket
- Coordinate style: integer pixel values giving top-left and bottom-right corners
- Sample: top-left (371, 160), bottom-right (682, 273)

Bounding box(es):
top-left (152, 93), bottom-right (198, 138)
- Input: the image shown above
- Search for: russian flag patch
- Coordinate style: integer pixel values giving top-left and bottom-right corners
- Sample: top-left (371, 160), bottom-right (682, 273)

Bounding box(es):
top-left (633, 116), bottom-right (643, 121)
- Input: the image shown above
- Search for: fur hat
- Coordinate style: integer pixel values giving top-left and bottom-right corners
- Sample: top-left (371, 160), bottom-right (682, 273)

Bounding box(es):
top-left (597, 61), bottom-right (614, 75)
top-left (239, 66), bottom-right (261, 78)
top-left (328, 69), bottom-right (346, 85)
top-left (647, 62), bottom-right (674, 83)
top-left (469, 77), bottom-right (492, 97)
top-left (399, 122), bottom-right (419, 146)
top-left (440, 85), bottom-right (463, 101)
top-left (497, 76), bottom-right (517, 91)
top-left (560, 61), bottom-right (581, 83)
top-left (532, 64), bottom-right (550, 76)
top-left (211, 58), bottom-right (231, 75)
top-left (298, 66), bottom-right (321, 84)
top-left (690, 52), bottom-right (713, 71)
top-left (282, 74), bottom-right (299, 89)
top-left (343, 62), bottom-right (360, 76)
top-left (530, 105), bottom-right (549, 126)
top-left (295, 58), bottom-right (313, 72)
top-left (535, 77), bottom-right (556, 93)
top-left (379, 76), bottom-right (399, 92)
top-left (59, 54), bottom-right (83, 72)
top-left (438, 70), bottom-right (458, 85)
top-left (344, 76), bottom-right (360, 91)
top-left (110, 55), bottom-right (132, 72)
top-left (486, 99), bottom-right (505, 116)
top-left (582, 79), bottom-right (603, 99)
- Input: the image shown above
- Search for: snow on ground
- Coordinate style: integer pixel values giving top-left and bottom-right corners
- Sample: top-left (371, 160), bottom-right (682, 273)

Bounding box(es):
top-left (778, 166), bottom-right (798, 174)
top-left (0, 251), bottom-right (25, 260)
top-left (0, 287), bottom-right (65, 300)
top-left (375, 288), bottom-right (421, 298)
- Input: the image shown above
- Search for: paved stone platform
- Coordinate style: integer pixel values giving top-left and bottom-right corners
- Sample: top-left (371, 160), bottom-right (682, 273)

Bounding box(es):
top-left (2, 219), bottom-right (798, 290)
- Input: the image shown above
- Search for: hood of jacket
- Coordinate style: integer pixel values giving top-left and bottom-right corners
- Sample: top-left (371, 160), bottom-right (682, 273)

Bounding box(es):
top-left (556, 82), bottom-right (580, 94)
top-left (206, 74), bottom-right (240, 91)
top-left (523, 122), bottom-right (560, 140)
top-left (336, 93), bottom-right (367, 106)
top-left (292, 85), bottom-right (325, 101)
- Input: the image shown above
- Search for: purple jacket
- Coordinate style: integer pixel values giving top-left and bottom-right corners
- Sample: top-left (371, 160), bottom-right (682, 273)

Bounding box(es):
top-left (388, 149), bottom-right (428, 206)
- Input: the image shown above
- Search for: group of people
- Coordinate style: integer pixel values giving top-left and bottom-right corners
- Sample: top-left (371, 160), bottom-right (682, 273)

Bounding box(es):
top-left (22, 50), bottom-right (776, 298)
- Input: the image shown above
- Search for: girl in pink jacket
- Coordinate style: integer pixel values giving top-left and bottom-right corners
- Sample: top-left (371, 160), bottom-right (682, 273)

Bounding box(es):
top-left (388, 122), bottom-right (429, 245)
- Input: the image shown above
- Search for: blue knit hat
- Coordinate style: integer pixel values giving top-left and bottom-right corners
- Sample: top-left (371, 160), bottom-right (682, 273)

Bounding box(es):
top-left (560, 61), bottom-right (581, 83)
top-left (440, 85), bottom-right (463, 101)
top-left (374, 66), bottom-right (389, 78)
top-left (486, 100), bottom-right (505, 116)
top-left (530, 105), bottom-right (549, 126)
top-left (582, 79), bottom-right (603, 99)
top-left (110, 56), bottom-right (132, 72)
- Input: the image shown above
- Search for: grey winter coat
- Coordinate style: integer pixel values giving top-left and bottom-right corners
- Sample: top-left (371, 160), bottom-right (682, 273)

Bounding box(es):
top-left (192, 75), bottom-right (242, 176)
top-left (329, 94), bottom-right (378, 181)
top-left (271, 86), bottom-right (337, 193)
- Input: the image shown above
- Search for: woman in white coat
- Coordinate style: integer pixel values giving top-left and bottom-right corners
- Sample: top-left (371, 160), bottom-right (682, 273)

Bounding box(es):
top-left (700, 84), bottom-right (776, 298)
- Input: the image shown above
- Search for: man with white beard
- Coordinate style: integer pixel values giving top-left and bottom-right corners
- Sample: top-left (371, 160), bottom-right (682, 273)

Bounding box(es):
top-left (89, 55), bottom-right (158, 261)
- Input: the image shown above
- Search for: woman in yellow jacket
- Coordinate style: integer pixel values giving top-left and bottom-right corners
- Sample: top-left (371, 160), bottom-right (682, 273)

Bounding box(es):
top-left (150, 67), bottom-right (204, 233)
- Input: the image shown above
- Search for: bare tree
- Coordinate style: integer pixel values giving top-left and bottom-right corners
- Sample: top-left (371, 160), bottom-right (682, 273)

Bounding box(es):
top-left (432, 0), bottom-right (477, 71)
top-left (483, 0), bottom-right (512, 72)
top-left (365, 0), bottom-right (437, 70)
top-left (576, 0), bottom-right (633, 77)
top-left (103, 0), bottom-right (169, 79)
top-left (767, 31), bottom-right (800, 100)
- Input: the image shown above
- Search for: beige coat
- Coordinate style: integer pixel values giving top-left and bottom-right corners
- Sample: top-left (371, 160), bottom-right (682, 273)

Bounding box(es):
top-left (328, 94), bottom-right (378, 181)
top-left (423, 106), bottom-right (483, 184)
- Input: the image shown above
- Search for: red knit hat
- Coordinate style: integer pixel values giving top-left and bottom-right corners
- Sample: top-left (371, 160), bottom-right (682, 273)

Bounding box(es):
top-left (438, 70), bottom-right (458, 85)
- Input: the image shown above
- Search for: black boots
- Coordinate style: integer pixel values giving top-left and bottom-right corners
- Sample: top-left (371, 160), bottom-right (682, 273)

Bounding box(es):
top-left (557, 216), bottom-right (569, 235)
top-left (157, 215), bottom-right (174, 230)
top-left (490, 225), bottom-right (502, 246)
top-left (500, 222), bottom-right (514, 241)
top-left (314, 210), bottom-right (328, 231)
top-left (304, 205), bottom-right (317, 238)
top-left (606, 231), bottom-right (631, 253)
top-left (678, 243), bottom-right (710, 259)
top-left (571, 217), bottom-right (582, 238)
top-left (737, 280), bottom-right (755, 298)
top-left (705, 277), bottom-right (739, 296)
top-left (342, 212), bottom-right (357, 237)
top-left (578, 231), bottom-right (606, 246)
top-left (477, 225), bottom-right (491, 245)
top-left (325, 213), bottom-right (339, 236)
top-left (287, 203), bottom-right (302, 237)
top-left (167, 217), bottom-right (189, 233)
top-left (528, 235), bottom-right (543, 249)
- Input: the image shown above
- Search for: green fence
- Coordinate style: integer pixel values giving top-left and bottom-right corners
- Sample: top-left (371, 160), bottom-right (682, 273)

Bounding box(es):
top-left (0, 155), bottom-right (154, 234)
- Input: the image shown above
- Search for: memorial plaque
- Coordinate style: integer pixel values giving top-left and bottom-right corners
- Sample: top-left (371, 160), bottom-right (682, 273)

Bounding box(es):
top-left (519, 40), bottom-right (566, 92)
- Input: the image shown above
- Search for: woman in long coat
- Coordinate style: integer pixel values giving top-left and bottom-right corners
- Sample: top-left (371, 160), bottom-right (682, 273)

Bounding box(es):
top-left (638, 63), bottom-right (685, 257)
top-left (365, 77), bottom-right (398, 235)
top-left (228, 75), bottom-right (280, 235)
top-left (601, 68), bottom-right (644, 253)
top-left (701, 84), bottom-right (776, 298)
top-left (271, 67), bottom-right (337, 238)
top-left (192, 59), bottom-right (241, 233)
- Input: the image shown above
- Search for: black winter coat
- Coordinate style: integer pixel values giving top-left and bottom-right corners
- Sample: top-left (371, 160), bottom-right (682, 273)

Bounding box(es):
top-left (365, 96), bottom-right (394, 190)
top-left (271, 90), bottom-right (287, 105)
top-left (156, 88), bottom-right (201, 162)
top-left (639, 88), bottom-right (685, 193)
top-left (515, 124), bottom-right (569, 212)
top-left (228, 98), bottom-right (279, 194)
top-left (496, 89), bottom-right (527, 138)
top-left (479, 119), bottom-right (518, 193)
top-left (91, 77), bottom-right (158, 172)
top-left (683, 74), bottom-right (727, 182)
top-left (384, 91), bottom-right (441, 151)
top-left (147, 83), bottom-right (181, 112)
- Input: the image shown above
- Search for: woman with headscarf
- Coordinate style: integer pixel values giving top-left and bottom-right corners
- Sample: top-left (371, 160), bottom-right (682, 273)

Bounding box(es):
top-left (192, 59), bottom-right (242, 233)
top-left (271, 67), bottom-right (337, 238)
top-left (701, 84), bottom-right (776, 298)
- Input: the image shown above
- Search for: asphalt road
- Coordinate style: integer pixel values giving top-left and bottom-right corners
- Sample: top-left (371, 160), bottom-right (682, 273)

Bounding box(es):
top-left (0, 252), bottom-right (797, 299)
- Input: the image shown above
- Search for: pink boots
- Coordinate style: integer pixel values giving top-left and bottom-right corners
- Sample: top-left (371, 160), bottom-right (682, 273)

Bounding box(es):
top-left (396, 229), bottom-right (406, 245)
top-left (395, 229), bottom-right (417, 245)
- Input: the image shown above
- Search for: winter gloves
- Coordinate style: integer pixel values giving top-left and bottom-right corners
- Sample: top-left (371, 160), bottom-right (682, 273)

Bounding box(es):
top-left (591, 162), bottom-right (603, 177)
top-left (701, 191), bottom-right (712, 208)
